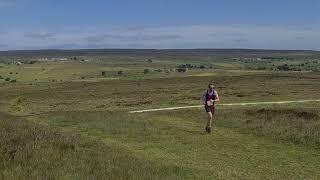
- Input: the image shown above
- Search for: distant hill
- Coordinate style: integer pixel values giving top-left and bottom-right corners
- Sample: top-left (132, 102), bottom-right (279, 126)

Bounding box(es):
top-left (0, 49), bottom-right (318, 58)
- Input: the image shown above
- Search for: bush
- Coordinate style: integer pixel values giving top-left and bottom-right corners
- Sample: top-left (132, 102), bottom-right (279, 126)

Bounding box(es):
top-left (177, 68), bottom-right (187, 73)
top-left (101, 71), bottom-right (106, 76)
top-left (0, 75), bottom-right (3, 79)
top-left (5, 77), bottom-right (10, 81)
top-left (10, 79), bottom-right (16, 83)
top-left (118, 71), bottom-right (123, 75)
top-left (277, 64), bottom-right (290, 71)
top-left (26, 60), bottom-right (38, 64)
top-left (143, 69), bottom-right (150, 74)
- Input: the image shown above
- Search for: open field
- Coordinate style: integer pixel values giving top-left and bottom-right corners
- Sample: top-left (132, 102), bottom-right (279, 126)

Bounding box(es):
top-left (1, 49), bottom-right (320, 179)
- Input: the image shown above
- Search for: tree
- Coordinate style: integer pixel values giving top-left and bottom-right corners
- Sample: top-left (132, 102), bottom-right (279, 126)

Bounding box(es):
top-left (118, 71), bottom-right (123, 75)
top-left (144, 69), bottom-right (150, 74)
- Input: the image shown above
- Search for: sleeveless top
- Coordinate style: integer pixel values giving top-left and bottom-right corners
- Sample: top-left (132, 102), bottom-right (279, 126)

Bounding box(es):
top-left (204, 90), bottom-right (216, 106)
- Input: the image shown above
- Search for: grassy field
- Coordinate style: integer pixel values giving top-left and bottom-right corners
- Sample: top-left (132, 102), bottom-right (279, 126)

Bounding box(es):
top-left (1, 51), bottom-right (320, 179)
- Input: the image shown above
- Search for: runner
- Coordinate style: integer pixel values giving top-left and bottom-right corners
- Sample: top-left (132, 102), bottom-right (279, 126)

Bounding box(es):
top-left (203, 82), bottom-right (220, 133)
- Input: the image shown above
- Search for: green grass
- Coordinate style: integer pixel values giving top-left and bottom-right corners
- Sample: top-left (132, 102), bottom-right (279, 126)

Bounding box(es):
top-left (0, 112), bottom-right (192, 179)
top-left (0, 57), bottom-right (320, 179)
top-left (23, 108), bottom-right (320, 179)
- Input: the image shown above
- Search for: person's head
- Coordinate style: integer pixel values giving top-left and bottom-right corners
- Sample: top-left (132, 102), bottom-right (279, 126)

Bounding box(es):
top-left (208, 82), bottom-right (215, 91)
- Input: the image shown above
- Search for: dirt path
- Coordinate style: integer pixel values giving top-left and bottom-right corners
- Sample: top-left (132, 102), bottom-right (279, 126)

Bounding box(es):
top-left (129, 99), bottom-right (320, 113)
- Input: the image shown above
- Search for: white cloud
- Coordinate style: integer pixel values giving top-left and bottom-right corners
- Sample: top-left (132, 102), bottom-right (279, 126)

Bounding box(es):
top-left (1, 24), bottom-right (320, 50)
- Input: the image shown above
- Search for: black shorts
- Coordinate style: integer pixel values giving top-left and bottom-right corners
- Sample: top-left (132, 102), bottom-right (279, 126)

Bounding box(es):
top-left (204, 105), bottom-right (215, 113)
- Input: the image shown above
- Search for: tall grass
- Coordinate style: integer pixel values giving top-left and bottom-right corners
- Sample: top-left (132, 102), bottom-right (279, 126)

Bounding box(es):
top-left (0, 112), bottom-right (190, 179)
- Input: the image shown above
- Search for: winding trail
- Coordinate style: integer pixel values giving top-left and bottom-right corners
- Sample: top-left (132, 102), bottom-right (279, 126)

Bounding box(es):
top-left (129, 99), bottom-right (320, 113)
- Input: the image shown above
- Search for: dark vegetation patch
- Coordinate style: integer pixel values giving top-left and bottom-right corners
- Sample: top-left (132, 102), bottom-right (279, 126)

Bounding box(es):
top-left (245, 108), bottom-right (319, 121)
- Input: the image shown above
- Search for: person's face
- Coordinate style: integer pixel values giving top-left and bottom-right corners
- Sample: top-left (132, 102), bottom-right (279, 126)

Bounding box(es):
top-left (209, 85), bottom-right (215, 91)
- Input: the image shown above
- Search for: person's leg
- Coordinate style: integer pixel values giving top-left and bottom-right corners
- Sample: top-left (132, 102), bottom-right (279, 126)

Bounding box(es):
top-left (210, 106), bottom-right (216, 130)
top-left (206, 112), bottom-right (213, 129)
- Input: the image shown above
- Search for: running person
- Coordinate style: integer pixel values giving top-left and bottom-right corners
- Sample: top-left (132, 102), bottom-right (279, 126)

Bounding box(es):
top-left (203, 82), bottom-right (220, 133)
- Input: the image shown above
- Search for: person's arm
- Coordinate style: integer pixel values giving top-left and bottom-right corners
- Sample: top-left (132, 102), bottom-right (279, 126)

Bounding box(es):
top-left (214, 90), bottom-right (220, 102)
top-left (203, 91), bottom-right (207, 105)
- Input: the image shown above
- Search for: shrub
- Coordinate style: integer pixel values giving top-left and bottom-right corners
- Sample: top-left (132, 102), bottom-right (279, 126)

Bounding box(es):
top-left (10, 79), bottom-right (16, 83)
top-left (101, 71), bottom-right (106, 76)
top-left (277, 64), bottom-right (290, 71)
top-left (143, 69), bottom-right (150, 74)
top-left (177, 68), bottom-right (187, 72)
top-left (5, 77), bottom-right (10, 81)
top-left (118, 71), bottom-right (123, 75)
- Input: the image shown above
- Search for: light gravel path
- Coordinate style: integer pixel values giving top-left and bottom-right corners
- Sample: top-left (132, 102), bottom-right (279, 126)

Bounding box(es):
top-left (129, 99), bottom-right (320, 113)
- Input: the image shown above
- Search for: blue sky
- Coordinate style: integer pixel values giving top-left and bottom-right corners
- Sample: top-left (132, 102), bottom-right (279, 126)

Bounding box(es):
top-left (0, 0), bottom-right (319, 50)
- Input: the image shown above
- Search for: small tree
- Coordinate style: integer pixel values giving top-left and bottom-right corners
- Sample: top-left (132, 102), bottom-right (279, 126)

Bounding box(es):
top-left (144, 69), bottom-right (150, 74)
top-left (5, 77), bottom-right (10, 81)
top-left (118, 71), bottom-right (123, 75)
top-left (101, 71), bottom-right (106, 76)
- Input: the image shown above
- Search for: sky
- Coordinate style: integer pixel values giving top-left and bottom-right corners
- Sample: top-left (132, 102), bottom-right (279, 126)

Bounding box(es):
top-left (0, 0), bottom-right (319, 50)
